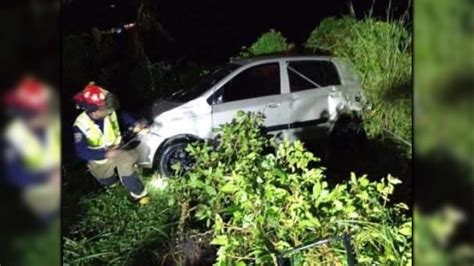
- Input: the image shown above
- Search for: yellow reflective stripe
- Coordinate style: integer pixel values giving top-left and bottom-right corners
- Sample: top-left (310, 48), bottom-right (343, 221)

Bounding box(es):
top-left (73, 111), bottom-right (121, 151)
top-left (103, 115), bottom-right (116, 147)
top-left (75, 112), bottom-right (106, 148)
top-left (6, 119), bottom-right (60, 171)
top-left (27, 120), bottom-right (60, 170)
top-left (109, 111), bottom-right (120, 136)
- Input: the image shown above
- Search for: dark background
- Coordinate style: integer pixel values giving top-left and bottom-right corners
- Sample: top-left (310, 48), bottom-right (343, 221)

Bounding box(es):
top-left (63, 0), bottom-right (410, 64)
top-left (0, 1), bottom-right (60, 89)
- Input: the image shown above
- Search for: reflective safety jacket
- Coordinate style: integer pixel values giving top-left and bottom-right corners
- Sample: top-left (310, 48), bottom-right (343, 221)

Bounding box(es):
top-left (73, 111), bottom-right (122, 164)
top-left (5, 118), bottom-right (60, 172)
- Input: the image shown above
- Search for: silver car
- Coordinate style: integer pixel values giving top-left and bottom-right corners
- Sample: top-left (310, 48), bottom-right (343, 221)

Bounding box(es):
top-left (136, 55), bottom-right (366, 176)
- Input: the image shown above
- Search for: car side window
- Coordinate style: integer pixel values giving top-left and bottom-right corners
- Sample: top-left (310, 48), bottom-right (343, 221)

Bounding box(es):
top-left (213, 63), bottom-right (280, 104)
top-left (287, 60), bottom-right (341, 92)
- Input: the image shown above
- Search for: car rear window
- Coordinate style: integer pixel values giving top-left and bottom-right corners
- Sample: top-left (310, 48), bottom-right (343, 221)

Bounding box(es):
top-left (287, 60), bottom-right (341, 92)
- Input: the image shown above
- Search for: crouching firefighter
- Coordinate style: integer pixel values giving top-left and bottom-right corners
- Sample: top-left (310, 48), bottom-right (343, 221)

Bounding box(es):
top-left (3, 76), bottom-right (60, 224)
top-left (73, 82), bottom-right (150, 204)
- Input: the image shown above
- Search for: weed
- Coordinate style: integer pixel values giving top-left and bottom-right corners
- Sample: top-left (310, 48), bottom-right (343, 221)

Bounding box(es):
top-left (305, 16), bottom-right (412, 155)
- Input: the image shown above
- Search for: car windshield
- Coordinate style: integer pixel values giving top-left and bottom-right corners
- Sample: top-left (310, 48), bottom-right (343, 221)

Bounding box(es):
top-left (166, 63), bottom-right (240, 102)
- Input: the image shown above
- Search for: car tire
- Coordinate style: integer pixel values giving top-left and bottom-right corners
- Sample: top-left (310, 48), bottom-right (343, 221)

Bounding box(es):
top-left (156, 140), bottom-right (194, 177)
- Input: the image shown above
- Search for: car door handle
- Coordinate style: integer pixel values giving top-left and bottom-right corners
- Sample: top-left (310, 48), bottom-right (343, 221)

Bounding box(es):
top-left (267, 102), bottom-right (281, 108)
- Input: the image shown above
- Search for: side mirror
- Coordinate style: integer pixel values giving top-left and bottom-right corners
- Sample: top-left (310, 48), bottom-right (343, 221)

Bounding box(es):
top-left (209, 90), bottom-right (224, 105)
top-left (216, 94), bottom-right (223, 104)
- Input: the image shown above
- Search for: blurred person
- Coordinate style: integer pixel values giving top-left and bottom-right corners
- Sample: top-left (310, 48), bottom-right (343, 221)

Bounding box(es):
top-left (3, 76), bottom-right (60, 224)
top-left (72, 82), bottom-right (150, 204)
top-left (0, 1), bottom-right (60, 265)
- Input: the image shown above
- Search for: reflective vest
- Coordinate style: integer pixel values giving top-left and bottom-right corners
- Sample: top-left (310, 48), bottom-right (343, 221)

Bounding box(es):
top-left (5, 118), bottom-right (60, 172)
top-left (74, 111), bottom-right (122, 164)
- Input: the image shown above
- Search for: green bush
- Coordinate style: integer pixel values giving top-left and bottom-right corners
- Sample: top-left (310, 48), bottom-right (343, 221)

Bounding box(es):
top-left (305, 17), bottom-right (412, 151)
top-left (234, 29), bottom-right (294, 60)
top-left (171, 111), bottom-right (412, 265)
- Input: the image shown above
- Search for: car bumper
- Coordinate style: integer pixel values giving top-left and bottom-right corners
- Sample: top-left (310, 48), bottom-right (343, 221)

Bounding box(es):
top-left (135, 132), bottom-right (165, 168)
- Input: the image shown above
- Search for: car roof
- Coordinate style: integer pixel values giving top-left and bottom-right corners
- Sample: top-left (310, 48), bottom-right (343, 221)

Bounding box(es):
top-left (231, 54), bottom-right (336, 66)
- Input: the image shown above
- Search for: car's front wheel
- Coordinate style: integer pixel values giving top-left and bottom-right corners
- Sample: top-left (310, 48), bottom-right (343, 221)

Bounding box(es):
top-left (156, 140), bottom-right (194, 177)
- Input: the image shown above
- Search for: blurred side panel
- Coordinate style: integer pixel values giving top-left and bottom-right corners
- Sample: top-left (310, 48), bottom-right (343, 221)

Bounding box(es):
top-left (0, 1), bottom-right (60, 266)
top-left (414, 0), bottom-right (473, 264)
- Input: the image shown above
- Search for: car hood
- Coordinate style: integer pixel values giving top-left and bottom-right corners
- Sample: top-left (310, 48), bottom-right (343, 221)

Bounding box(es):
top-left (152, 97), bottom-right (211, 125)
top-left (151, 99), bottom-right (183, 118)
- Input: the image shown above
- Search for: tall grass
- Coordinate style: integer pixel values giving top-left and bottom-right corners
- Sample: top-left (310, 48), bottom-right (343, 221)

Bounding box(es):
top-left (305, 16), bottom-right (412, 154)
top-left (63, 175), bottom-right (179, 265)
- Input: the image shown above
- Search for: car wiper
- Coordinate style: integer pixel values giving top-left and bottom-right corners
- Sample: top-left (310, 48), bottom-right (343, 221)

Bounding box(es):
top-left (286, 64), bottom-right (322, 88)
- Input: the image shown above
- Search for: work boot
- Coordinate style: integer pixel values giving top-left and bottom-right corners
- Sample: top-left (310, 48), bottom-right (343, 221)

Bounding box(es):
top-left (138, 196), bottom-right (151, 205)
top-left (120, 174), bottom-right (149, 205)
top-left (127, 191), bottom-right (150, 205)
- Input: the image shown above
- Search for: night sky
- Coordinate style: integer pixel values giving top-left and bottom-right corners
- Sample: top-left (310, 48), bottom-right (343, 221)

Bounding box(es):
top-left (64, 0), bottom-right (411, 64)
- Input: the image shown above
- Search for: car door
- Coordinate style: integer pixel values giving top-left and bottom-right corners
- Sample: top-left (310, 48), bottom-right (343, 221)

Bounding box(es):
top-left (285, 59), bottom-right (344, 130)
top-left (209, 62), bottom-right (290, 133)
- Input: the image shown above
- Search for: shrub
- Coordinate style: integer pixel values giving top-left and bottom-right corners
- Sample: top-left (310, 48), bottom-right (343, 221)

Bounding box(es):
top-left (171, 111), bottom-right (412, 265)
top-left (305, 17), bottom-right (412, 152)
top-left (234, 29), bottom-right (294, 60)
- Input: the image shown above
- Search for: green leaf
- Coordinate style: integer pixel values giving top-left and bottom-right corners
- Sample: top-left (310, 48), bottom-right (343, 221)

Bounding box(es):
top-left (399, 223), bottom-right (412, 237)
top-left (272, 167), bottom-right (287, 180)
top-left (215, 214), bottom-right (224, 232)
top-left (221, 183), bottom-right (238, 193)
top-left (360, 178), bottom-right (369, 187)
top-left (205, 185), bottom-right (217, 196)
top-left (211, 235), bottom-right (228, 246)
top-left (235, 261), bottom-right (246, 266)
top-left (388, 174), bottom-right (402, 185)
top-left (312, 182), bottom-right (322, 199)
